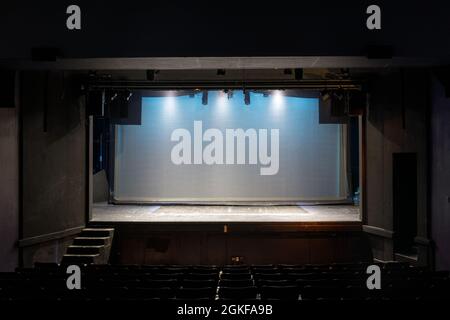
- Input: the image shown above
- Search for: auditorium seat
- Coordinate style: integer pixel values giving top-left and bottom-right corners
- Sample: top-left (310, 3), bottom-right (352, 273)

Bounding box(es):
top-left (299, 285), bottom-right (343, 300)
top-left (140, 279), bottom-right (178, 289)
top-left (222, 266), bottom-right (251, 273)
top-left (190, 265), bottom-right (219, 272)
top-left (260, 285), bottom-right (300, 300)
top-left (156, 267), bottom-right (189, 274)
top-left (220, 272), bottom-right (253, 280)
top-left (181, 279), bottom-right (217, 288)
top-left (253, 273), bottom-right (286, 282)
top-left (251, 265), bottom-right (278, 273)
top-left (219, 279), bottom-right (255, 287)
top-left (257, 279), bottom-right (296, 288)
top-left (218, 286), bottom-right (258, 300)
top-left (1, 262), bottom-right (449, 301)
top-left (183, 273), bottom-right (219, 281)
top-left (130, 287), bottom-right (175, 300)
top-left (284, 272), bottom-right (326, 281)
top-left (148, 273), bottom-right (183, 281)
top-left (176, 287), bottom-right (216, 299)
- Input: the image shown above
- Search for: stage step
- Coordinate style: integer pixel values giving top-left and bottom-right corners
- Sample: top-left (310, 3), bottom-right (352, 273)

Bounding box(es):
top-left (79, 228), bottom-right (114, 238)
top-left (395, 252), bottom-right (419, 265)
top-left (66, 245), bottom-right (105, 255)
top-left (61, 254), bottom-right (101, 265)
top-left (62, 227), bottom-right (114, 265)
top-left (72, 236), bottom-right (111, 246)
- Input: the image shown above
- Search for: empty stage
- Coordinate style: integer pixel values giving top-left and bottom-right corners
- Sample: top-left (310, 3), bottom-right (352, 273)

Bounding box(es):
top-left (91, 203), bottom-right (360, 223)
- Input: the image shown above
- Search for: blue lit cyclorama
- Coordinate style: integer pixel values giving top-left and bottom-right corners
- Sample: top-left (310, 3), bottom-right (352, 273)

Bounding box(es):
top-left (113, 90), bottom-right (347, 202)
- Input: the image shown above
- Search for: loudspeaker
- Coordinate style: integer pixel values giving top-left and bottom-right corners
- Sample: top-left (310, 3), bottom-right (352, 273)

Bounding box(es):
top-left (294, 68), bottom-right (303, 80)
top-left (109, 91), bottom-right (128, 119)
top-left (87, 90), bottom-right (105, 116)
top-left (348, 91), bottom-right (366, 116)
top-left (320, 90), bottom-right (365, 123)
top-left (0, 70), bottom-right (15, 108)
top-left (434, 67), bottom-right (450, 97)
top-left (330, 92), bottom-right (347, 117)
top-left (146, 70), bottom-right (156, 81)
top-left (109, 90), bottom-right (142, 125)
top-left (319, 97), bottom-right (347, 124)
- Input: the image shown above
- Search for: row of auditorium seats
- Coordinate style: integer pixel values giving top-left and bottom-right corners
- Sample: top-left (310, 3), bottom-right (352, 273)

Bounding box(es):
top-left (1, 262), bottom-right (449, 301)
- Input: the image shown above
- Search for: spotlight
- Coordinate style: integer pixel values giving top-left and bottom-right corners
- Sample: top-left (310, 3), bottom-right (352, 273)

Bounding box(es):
top-left (202, 90), bottom-right (208, 105)
top-left (333, 90), bottom-right (344, 101)
top-left (244, 90), bottom-right (250, 105)
top-left (125, 91), bottom-right (133, 101)
top-left (110, 92), bottom-right (118, 101)
top-left (321, 90), bottom-right (331, 102)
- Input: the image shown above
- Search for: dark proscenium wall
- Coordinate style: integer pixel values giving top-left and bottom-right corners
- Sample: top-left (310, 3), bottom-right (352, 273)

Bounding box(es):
top-left (431, 76), bottom-right (450, 271)
top-left (0, 87), bottom-right (19, 271)
top-left (364, 69), bottom-right (430, 263)
top-left (20, 71), bottom-right (87, 266)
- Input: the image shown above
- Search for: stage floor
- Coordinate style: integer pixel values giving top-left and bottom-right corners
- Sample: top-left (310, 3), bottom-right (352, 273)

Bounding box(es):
top-left (91, 203), bottom-right (360, 222)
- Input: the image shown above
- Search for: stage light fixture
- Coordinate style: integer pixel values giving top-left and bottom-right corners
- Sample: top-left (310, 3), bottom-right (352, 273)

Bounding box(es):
top-left (321, 90), bottom-right (331, 102)
top-left (125, 91), bottom-right (133, 101)
top-left (202, 90), bottom-right (208, 105)
top-left (110, 92), bottom-right (118, 101)
top-left (244, 90), bottom-right (250, 105)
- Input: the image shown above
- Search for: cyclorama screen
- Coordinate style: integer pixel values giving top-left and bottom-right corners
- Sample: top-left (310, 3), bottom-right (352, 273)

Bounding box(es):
top-left (109, 89), bottom-right (359, 204)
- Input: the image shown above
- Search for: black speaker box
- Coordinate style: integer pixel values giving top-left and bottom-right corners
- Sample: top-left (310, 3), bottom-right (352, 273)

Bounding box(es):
top-left (109, 91), bottom-right (142, 125)
top-left (434, 67), bottom-right (450, 97)
top-left (87, 90), bottom-right (104, 116)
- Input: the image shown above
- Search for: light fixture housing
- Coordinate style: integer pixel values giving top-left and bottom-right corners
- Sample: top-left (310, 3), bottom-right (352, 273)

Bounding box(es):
top-left (244, 90), bottom-right (250, 105)
top-left (202, 90), bottom-right (208, 105)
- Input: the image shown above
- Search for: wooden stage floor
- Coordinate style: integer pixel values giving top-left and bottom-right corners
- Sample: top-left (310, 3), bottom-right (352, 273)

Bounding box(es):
top-left (91, 203), bottom-right (360, 223)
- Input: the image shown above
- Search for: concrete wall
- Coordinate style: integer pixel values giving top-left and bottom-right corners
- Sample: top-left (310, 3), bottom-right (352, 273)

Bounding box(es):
top-left (431, 76), bottom-right (450, 270)
top-left (0, 104), bottom-right (19, 271)
top-left (364, 69), bottom-right (429, 263)
top-left (20, 71), bottom-right (86, 266)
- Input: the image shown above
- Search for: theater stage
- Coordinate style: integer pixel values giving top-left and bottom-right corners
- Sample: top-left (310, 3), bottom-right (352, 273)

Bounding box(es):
top-left (91, 203), bottom-right (360, 223)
